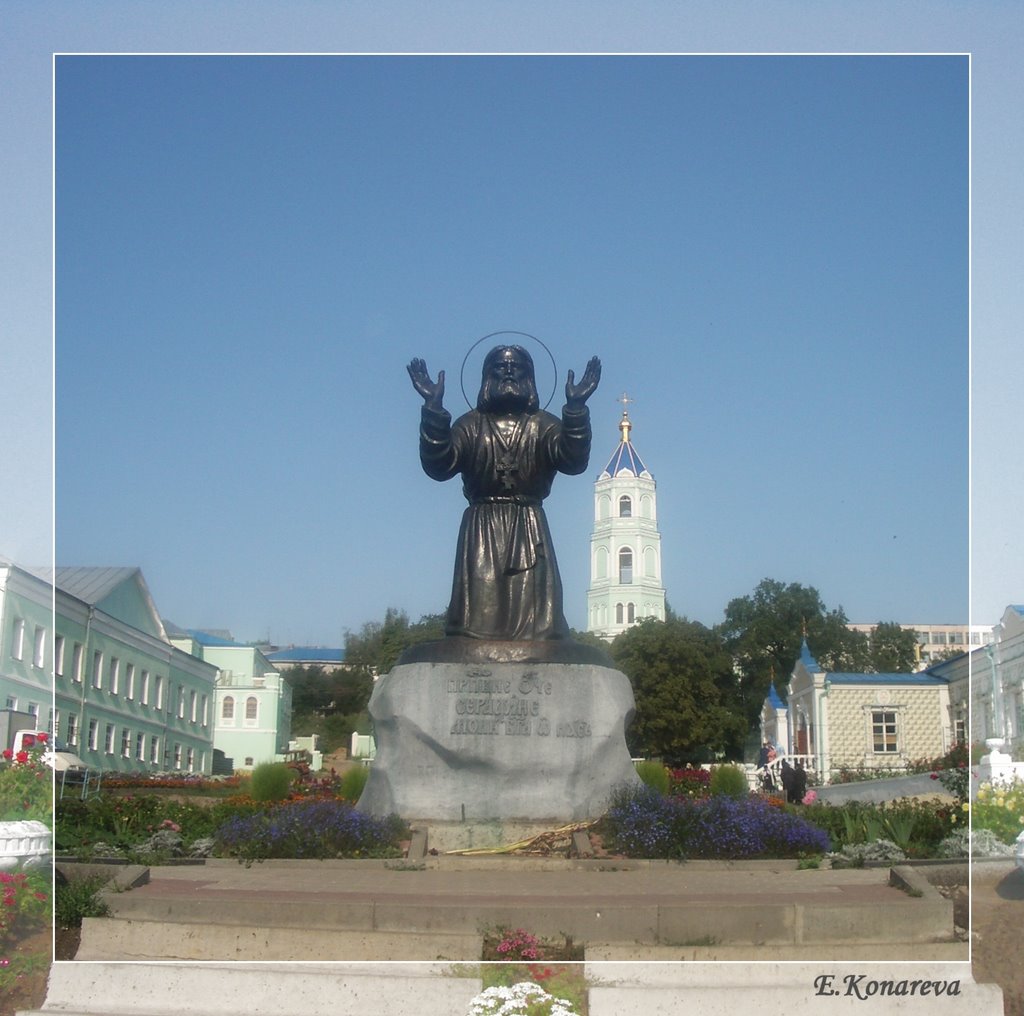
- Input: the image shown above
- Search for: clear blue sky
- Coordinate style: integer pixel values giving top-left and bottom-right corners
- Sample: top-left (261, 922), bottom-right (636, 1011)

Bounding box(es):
top-left (3, 5), bottom-right (1021, 648)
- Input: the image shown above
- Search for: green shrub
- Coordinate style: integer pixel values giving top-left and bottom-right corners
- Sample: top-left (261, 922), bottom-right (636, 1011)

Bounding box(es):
top-left (337, 765), bottom-right (369, 802)
top-left (634, 760), bottom-right (670, 795)
top-left (249, 762), bottom-right (294, 802)
top-left (55, 794), bottom-right (264, 855)
top-left (798, 799), bottom-right (954, 858)
top-left (709, 764), bottom-right (748, 798)
top-left (54, 874), bottom-right (110, 929)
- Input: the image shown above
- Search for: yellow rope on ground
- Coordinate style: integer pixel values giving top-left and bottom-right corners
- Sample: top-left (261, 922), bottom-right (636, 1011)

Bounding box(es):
top-left (445, 821), bottom-right (596, 856)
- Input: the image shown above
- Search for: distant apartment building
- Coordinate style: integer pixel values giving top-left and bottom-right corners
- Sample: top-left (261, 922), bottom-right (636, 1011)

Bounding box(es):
top-left (264, 646), bottom-right (347, 674)
top-left (847, 622), bottom-right (995, 669)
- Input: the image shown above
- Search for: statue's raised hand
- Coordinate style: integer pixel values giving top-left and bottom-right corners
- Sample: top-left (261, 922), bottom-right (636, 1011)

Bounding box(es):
top-left (407, 358), bottom-right (445, 411)
top-left (565, 356), bottom-right (601, 409)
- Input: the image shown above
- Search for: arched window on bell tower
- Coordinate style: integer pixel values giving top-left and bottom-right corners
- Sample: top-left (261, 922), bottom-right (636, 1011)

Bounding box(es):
top-left (619, 495), bottom-right (632, 517)
top-left (619, 548), bottom-right (633, 584)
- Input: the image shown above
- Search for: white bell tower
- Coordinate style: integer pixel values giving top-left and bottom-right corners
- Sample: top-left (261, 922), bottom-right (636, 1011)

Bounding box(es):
top-left (587, 395), bottom-right (666, 639)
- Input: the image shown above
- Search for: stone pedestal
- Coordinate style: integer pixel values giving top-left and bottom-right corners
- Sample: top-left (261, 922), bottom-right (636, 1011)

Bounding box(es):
top-left (0, 818), bottom-right (50, 872)
top-left (357, 659), bottom-right (641, 823)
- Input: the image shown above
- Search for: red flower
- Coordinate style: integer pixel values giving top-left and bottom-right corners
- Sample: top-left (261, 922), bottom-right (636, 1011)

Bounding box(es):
top-left (37, 732), bottom-right (48, 743)
top-left (14, 751), bottom-right (28, 764)
top-left (1, 750), bottom-right (11, 760)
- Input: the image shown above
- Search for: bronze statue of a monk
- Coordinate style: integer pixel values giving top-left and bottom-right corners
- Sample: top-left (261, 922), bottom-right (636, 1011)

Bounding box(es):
top-left (408, 344), bottom-right (601, 643)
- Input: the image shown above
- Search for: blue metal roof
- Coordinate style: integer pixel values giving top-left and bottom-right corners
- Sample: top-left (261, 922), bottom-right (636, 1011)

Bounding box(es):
top-left (266, 647), bottom-right (346, 663)
top-left (767, 682), bottom-right (786, 709)
top-left (799, 638), bottom-right (820, 672)
top-left (187, 629), bottom-right (240, 647)
top-left (601, 440), bottom-right (651, 478)
top-left (826, 672), bottom-right (947, 686)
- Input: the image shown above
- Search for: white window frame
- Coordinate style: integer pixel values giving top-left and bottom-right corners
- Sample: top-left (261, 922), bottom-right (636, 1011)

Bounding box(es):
top-left (12, 618), bottom-right (25, 661)
top-left (871, 709), bottom-right (899, 755)
top-left (33, 626), bottom-right (46, 669)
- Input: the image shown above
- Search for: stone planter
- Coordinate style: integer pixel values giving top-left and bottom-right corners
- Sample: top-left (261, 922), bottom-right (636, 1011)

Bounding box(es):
top-left (0, 819), bottom-right (51, 872)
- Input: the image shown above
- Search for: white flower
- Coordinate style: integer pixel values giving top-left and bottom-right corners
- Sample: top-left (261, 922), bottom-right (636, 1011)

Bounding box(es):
top-left (466, 981), bottom-right (579, 1016)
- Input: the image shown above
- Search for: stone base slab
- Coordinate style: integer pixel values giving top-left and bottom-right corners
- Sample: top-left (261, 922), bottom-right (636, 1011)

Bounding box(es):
top-left (357, 660), bottom-right (640, 821)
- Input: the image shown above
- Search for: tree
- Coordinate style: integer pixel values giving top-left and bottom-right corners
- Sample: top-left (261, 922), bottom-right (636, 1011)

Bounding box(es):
top-left (867, 622), bottom-right (921, 673)
top-left (610, 617), bottom-right (747, 764)
top-left (717, 578), bottom-right (868, 732)
top-left (287, 664), bottom-right (335, 714)
top-left (343, 607), bottom-right (446, 676)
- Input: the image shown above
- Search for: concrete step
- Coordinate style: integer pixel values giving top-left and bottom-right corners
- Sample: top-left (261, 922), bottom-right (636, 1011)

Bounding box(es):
top-left (586, 941), bottom-right (969, 961)
top-left (75, 917), bottom-right (482, 962)
top-left (89, 860), bottom-right (957, 960)
top-left (19, 959), bottom-right (1002, 1016)
top-left (17, 961), bottom-right (483, 1016)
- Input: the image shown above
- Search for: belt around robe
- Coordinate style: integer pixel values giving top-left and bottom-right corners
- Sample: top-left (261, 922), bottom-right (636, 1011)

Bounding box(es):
top-left (469, 495), bottom-right (542, 507)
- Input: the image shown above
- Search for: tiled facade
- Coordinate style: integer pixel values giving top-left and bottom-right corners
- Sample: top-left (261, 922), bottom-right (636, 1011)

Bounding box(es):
top-left (770, 639), bottom-right (951, 781)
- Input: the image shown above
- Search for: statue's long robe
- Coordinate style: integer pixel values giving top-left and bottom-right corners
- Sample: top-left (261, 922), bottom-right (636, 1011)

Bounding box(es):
top-left (419, 404), bottom-right (591, 641)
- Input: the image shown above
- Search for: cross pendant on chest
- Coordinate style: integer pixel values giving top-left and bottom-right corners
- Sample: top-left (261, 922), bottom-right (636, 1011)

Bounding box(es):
top-left (496, 451), bottom-right (518, 491)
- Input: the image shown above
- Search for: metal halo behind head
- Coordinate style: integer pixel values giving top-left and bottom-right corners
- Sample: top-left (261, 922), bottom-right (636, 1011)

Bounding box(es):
top-left (459, 330), bottom-right (559, 411)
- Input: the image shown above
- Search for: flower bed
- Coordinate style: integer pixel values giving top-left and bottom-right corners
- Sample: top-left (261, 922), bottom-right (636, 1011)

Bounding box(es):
top-left (213, 798), bottom-right (408, 862)
top-left (969, 779), bottom-right (1024, 844)
top-left (601, 784), bottom-right (830, 859)
top-left (0, 862), bottom-right (49, 997)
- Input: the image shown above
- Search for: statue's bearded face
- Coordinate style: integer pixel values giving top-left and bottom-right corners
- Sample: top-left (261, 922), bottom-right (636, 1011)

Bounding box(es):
top-left (477, 346), bottom-right (540, 413)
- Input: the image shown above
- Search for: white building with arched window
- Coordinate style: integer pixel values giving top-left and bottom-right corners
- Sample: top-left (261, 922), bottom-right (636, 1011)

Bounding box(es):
top-left (167, 626), bottom-right (292, 773)
top-left (586, 403), bottom-right (666, 639)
